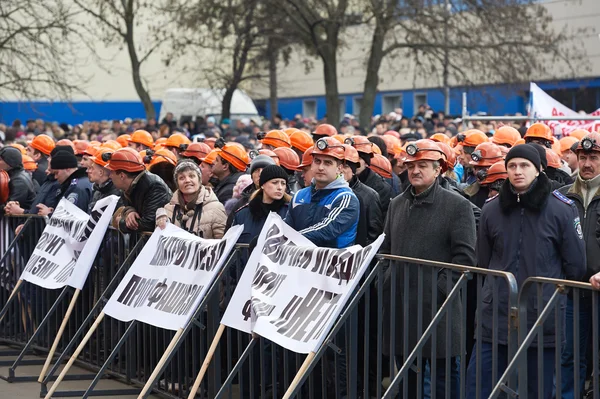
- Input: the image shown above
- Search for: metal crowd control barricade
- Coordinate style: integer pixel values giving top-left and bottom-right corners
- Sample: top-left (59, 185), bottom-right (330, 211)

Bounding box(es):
top-left (207, 253), bottom-right (518, 399)
top-left (491, 277), bottom-right (600, 399)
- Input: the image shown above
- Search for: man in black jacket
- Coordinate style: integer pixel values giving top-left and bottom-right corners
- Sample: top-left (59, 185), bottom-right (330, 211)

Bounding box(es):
top-left (26, 134), bottom-right (55, 186)
top-left (211, 142), bottom-right (248, 204)
top-left (51, 149), bottom-right (93, 213)
top-left (107, 147), bottom-right (171, 233)
top-left (467, 144), bottom-right (585, 399)
top-left (0, 146), bottom-right (36, 214)
top-left (340, 144), bottom-right (383, 246)
top-left (558, 131), bottom-right (600, 398)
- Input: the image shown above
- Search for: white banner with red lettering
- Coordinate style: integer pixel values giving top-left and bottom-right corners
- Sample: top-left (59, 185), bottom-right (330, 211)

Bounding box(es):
top-left (530, 82), bottom-right (600, 136)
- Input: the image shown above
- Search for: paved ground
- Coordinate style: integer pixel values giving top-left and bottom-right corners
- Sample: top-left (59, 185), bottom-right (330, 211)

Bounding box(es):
top-left (0, 345), bottom-right (161, 398)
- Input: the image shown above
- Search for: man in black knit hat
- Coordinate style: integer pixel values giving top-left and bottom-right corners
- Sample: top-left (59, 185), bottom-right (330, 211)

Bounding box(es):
top-left (50, 146), bottom-right (93, 212)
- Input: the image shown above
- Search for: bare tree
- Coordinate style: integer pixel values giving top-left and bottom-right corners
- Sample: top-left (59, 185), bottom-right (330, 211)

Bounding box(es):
top-left (0, 0), bottom-right (85, 102)
top-left (358, 0), bottom-right (588, 127)
top-left (72, 0), bottom-right (166, 120)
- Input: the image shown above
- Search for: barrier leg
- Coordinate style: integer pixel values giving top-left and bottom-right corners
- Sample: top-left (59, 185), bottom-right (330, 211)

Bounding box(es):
top-left (186, 324), bottom-right (225, 399)
top-left (44, 312), bottom-right (105, 399)
top-left (39, 289), bottom-right (81, 382)
top-left (81, 320), bottom-right (138, 399)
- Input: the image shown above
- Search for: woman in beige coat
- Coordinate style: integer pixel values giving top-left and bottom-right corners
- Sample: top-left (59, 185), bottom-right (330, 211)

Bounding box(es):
top-left (156, 159), bottom-right (226, 238)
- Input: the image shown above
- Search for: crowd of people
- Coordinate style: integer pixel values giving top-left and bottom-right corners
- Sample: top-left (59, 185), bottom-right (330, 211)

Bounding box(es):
top-left (0, 106), bottom-right (599, 398)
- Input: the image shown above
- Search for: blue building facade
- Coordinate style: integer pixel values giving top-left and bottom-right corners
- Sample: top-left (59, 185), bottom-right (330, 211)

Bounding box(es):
top-left (1, 78), bottom-right (599, 125)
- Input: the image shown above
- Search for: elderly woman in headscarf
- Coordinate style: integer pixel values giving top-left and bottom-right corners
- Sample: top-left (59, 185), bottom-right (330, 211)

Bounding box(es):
top-left (156, 159), bottom-right (226, 238)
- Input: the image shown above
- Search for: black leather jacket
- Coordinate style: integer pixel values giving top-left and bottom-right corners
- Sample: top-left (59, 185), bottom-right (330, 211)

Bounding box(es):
top-left (350, 176), bottom-right (383, 246)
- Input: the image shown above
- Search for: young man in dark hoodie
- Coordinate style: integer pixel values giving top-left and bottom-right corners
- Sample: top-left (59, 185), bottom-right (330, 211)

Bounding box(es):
top-left (0, 146), bottom-right (36, 214)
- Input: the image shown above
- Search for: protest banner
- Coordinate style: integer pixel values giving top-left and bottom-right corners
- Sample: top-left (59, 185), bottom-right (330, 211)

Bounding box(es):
top-left (530, 82), bottom-right (600, 136)
top-left (188, 213), bottom-right (383, 399)
top-left (45, 223), bottom-right (243, 399)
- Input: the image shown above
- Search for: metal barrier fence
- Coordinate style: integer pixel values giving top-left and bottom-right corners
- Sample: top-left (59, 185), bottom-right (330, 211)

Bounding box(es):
top-left (3, 213), bottom-right (598, 399)
top-left (491, 277), bottom-right (600, 399)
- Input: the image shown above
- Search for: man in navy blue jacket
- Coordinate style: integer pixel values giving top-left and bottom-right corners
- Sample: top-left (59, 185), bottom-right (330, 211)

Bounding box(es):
top-left (467, 144), bottom-right (586, 399)
top-left (285, 137), bottom-right (359, 249)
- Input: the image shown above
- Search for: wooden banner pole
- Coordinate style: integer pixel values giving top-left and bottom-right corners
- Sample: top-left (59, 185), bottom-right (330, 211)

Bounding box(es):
top-left (281, 351), bottom-right (316, 399)
top-left (186, 324), bottom-right (226, 399)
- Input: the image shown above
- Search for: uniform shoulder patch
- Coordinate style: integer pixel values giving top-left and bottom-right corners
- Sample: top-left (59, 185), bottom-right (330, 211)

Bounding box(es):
top-left (66, 192), bottom-right (78, 204)
top-left (552, 190), bottom-right (574, 206)
top-left (485, 194), bottom-right (499, 203)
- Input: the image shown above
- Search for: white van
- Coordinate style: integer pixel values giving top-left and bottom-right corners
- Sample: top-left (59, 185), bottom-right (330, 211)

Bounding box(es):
top-left (158, 88), bottom-right (260, 124)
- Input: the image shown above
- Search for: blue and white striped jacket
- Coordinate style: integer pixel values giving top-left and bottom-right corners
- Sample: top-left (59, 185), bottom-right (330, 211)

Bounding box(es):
top-left (285, 177), bottom-right (359, 248)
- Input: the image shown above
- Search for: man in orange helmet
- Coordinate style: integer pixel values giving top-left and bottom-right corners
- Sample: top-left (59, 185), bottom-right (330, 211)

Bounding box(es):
top-left (211, 140), bottom-right (249, 204)
top-left (381, 139), bottom-right (476, 398)
top-left (558, 131), bottom-right (600, 398)
top-left (108, 148), bottom-right (172, 233)
top-left (465, 142), bottom-right (504, 208)
top-left (128, 130), bottom-right (154, 151)
top-left (26, 134), bottom-right (55, 186)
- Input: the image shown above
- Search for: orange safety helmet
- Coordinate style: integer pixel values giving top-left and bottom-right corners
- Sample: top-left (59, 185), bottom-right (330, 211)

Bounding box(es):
top-left (524, 123), bottom-right (553, 142)
top-left (332, 134), bottom-right (346, 144)
top-left (492, 126), bottom-right (521, 147)
top-left (128, 130), bottom-right (154, 148)
top-left (116, 134), bottom-right (131, 148)
top-left (559, 137), bottom-right (579, 154)
top-left (575, 131), bottom-right (600, 153)
top-left (181, 142), bottom-right (211, 162)
top-left (370, 154), bottom-right (393, 179)
top-left (249, 149), bottom-right (280, 165)
top-left (284, 127), bottom-right (299, 136)
top-left (569, 129), bottom-right (589, 140)
top-left (514, 138), bottom-right (526, 146)
top-left (372, 143), bottom-right (382, 155)
top-left (381, 135), bottom-right (401, 156)
top-left (480, 161), bottom-right (508, 185)
top-left (101, 140), bottom-right (122, 150)
top-left (384, 130), bottom-right (400, 139)
top-left (545, 148), bottom-right (562, 169)
top-left (345, 135), bottom-right (374, 154)
top-left (403, 140), bottom-right (445, 163)
top-left (274, 147), bottom-right (300, 171)
top-left (311, 137), bottom-right (346, 161)
top-left (73, 140), bottom-right (90, 156)
top-left (147, 148), bottom-right (177, 167)
top-left (204, 137), bottom-right (217, 149)
top-left (430, 133), bottom-right (450, 145)
top-left (0, 170), bottom-right (9, 204)
top-left (91, 148), bottom-right (114, 168)
top-left (551, 137), bottom-right (562, 156)
top-left (341, 144), bottom-right (360, 164)
top-left (9, 143), bottom-right (26, 155)
top-left (469, 142), bottom-right (504, 167)
top-left (202, 149), bottom-right (221, 165)
top-left (90, 140), bottom-right (101, 147)
top-left (22, 155), bottom-right (37, 171)
top-left (436, 142), bottom-right (456, 173)
top-left (298, 146), bottom-right (314, 168)
top-left (154, 137), bottom-right (168, 148)
top-left (28, 134), bottom-right (55, 156)
top-left (259, 130), bottom-right (291, 148)
top-left (290, 131), bottom-right (314, 153)
top-left (105, 147), bottom-right (145, 172)
top-left (83, 144), bottom-right (101, 157)
top-left (165, 133), bottom-right (191, 149)
top-left (313, 124), bottom-right (337, 138)
top-left (217, 143), bottom-right (249, 172)
top-left (56, 139), bottom-right (75, 151)
top-left (457, 129), bottom-right (488, 148)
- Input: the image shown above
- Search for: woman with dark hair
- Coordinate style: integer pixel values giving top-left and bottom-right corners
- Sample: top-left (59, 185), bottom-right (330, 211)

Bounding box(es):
top-left (230, 164), bottom-right (291, 244)
top-left (156, 159), bottom-right (226, 238)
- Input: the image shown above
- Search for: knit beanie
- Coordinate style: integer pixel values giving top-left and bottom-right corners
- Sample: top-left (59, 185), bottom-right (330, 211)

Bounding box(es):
top-left (50, 145), bottom-right (75, 157)
top-left (173, 159), bottom-right (202, 183)
top-left (0, 147), bottom-right (23, 168)
top-left (250, 155), bottom-right (276, 175)
top-left (259, 165), bottom-right (289, 187)
top-left (51, 150), bottom-right (78, 170)
top-left (505, 144), bottom-right (541, 171)
top-left (527, 143), bottom-right (547, 171)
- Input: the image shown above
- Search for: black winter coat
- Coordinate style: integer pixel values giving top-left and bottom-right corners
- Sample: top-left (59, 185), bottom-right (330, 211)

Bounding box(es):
top-left (231, 193), bottom-right (289, 244)
top-left (547, 168), bottom-right (574, 189)
top-left (214, 172), bottom-right (244, 204)
top-left (359, 167), bottom-right (393, 221)
top-left (118, 171), bottom-right (172, 233)
top-left (26, 177), bottom-right (60, 214)
top-left (89, 180), bottom-right (122, 213)
top-left (380, 180), bottom-right (476, 358)
top-left (2, 167), bottom-right (36, 213)
top-left (32, 157), bottom-right (48, 187)
top-left (477, 174), bottom-right (586, 347)
top-left (439, 176), bottom-right (481, 231)
top-left (349, 176), bottom-right (383, 246)
top-left (559, 176), bottom-right (600, 281)
top-left (57, 168), bottom-right (93, 212)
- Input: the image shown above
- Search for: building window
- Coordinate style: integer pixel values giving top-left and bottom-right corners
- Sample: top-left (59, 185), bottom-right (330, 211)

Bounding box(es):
top-left (383, 94), bottom-right (402, 115)
top-left (339, 98), bottom-right (346, 119)
top-left (353, 97), bottom-right (363, 116)
top-left (414, 93), bottom-right (427, 115)
top-left (303, 100), bottom-right (317, 118)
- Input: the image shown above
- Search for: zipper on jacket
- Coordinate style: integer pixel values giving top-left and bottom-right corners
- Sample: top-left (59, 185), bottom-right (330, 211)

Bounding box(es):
top-left (516, 208), bottom-right (525, 277)
top-left (517, 193), bottom-right (520, 203)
